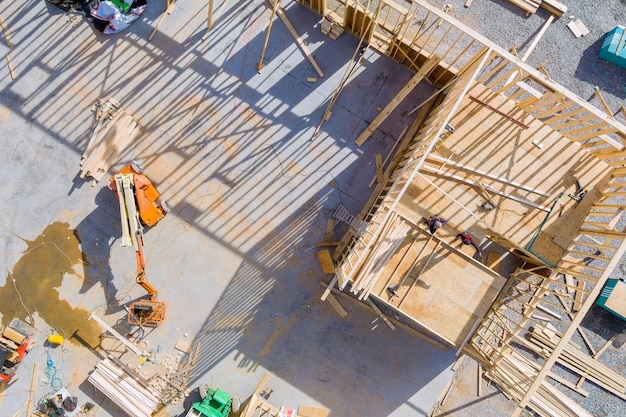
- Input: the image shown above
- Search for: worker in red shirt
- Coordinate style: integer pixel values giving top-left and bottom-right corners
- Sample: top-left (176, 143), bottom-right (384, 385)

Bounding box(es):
top-left (456, 232), bottom-right (482, 258)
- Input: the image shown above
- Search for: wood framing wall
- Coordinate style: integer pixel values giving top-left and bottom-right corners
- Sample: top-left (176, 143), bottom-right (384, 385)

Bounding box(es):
top-left (306, 1), bottom-right (626, 416)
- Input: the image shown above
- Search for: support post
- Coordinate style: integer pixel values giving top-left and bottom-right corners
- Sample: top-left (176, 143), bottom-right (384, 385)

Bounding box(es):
top-left (256, 0), bottom-right (280, 72)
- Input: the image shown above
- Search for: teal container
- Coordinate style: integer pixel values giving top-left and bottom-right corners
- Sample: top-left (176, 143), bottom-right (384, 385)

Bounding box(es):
top-left (599, 26), bottom-right (626, 69)
top-left (596, 279), bottom-right (626, 321)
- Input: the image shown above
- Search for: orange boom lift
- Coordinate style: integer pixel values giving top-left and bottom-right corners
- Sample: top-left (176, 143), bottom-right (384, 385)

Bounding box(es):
top-left (109, 162), bottom-right (170, 326)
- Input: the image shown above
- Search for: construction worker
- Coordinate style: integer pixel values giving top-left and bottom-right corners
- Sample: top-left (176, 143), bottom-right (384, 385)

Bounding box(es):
top-left (456, 232), bottom-right (482, 258)
top-left (424, 215), bottom-right (447, 234)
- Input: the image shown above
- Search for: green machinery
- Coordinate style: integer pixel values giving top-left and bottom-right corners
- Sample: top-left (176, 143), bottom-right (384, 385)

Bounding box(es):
top-left (185, 386), bottom-right (234, 417)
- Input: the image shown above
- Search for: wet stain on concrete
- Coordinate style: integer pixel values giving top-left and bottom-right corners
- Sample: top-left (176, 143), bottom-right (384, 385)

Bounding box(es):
top-left (0, 222), bottom-right (101, 347)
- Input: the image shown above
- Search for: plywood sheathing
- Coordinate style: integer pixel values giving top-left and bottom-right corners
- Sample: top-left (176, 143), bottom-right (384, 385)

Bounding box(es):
top-left (370, 229), bottom-right (505, 347)
top-left (396, 83), bottom-right (612, 262)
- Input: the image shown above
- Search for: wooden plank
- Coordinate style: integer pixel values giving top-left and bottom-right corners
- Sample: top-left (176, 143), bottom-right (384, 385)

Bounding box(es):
top-left (474, 178), bottom-right (497, 206)
top-left (564, 274), bottom-right (576, 295)
top-left (149, 0), bottom-right (176, 41)
top-left (174, 340), bottom-right (191, 353)
top-left (325, 292), bottom-right (348, 318)
top-left (365, 298), bottom-right (396, 330)
top-left (512, 237), bottom-right (626, 416)
top-left (375, 153), bottom-right (384, 183)
top-left (324, 219), bottom-right (335, 241)
top-left (464, 0), bottom-right (473, 7)
top-left (572, 280), bottom-right (585, 312)
top-left (298, 405), bottom-right (329, 417)
top-left (317, 250), bottom-right (335, 273)
top-left (320, 275), bottom-right (337, 301)
top-left (274, 3), bottom-right (324, 77)
top-left (539, 0), bottom-right (567, 17)
top-left (26, 362), bottom-right (38, 417)
top-left (5, 54), bottom-right (15, 80)
top-left (468, 95), bottom-right (529, 128)
top-left (355, 55), bottom-right (441, 146)
top-left (521, 15), bottom-right (554, 62)
top-left (621, 106), bottom-right (626, 119)
top-left (594, 86), bottom-right (613, 117)
top-left (0, 15), bottom-right (12, 48)
top-left (547, 371), bottom-right (589, 397)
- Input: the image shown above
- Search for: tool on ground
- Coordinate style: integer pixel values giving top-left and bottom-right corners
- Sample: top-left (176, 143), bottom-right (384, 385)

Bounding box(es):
top-left (0, 318), bottom-right (33, 384)
top-left (568, 179), bottom-right (587, 203)
top-left (109, 161), bottom-right (170, 326)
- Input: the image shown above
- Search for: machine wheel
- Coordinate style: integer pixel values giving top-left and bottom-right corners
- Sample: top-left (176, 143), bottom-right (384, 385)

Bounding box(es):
top-left (199, 384), bottom-right (209, 400)
top-left (130, 161), bottom-right (144, 174)
top-left (232, 395), bottom-right (241, 413)
top-left (160, 200), bottom-right (171, 214)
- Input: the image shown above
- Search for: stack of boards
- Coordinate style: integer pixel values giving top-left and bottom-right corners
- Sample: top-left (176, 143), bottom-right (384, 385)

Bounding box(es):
top-left (80, 109), bottom-right (140, 185)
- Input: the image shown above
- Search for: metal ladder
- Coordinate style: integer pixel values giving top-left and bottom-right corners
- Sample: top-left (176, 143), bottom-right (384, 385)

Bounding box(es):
top-left (333, 205), bottom-right (370, 236)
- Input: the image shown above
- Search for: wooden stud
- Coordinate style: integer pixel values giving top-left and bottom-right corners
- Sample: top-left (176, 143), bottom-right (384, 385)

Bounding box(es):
top-left (5, 54), bottom-right (15, 80)
top-left (594, 86), bottom-right (613, 117)
top-left (149, 0), bottom-right (176, 41)
top-left (26, 362), bottom-right (38, 417)
top-left (0, 15), bottom-right (12, 49)
top-left (275, 3), bottom-right (324, 77)
top-left (375, 153), bottom-right (384, 183)
top-left (521, 16), bottom-right (554, 62)
top-left (365, 298), bottom-right (396, 330)
top-left (256, 0), bottom-right (280, 72)
top-left (620, 106), bottom-right (626, 119)
top-left (326, 292), bottom-right (348, 318)
top-left (468, 95), bottom-right (529, 128)
top-left (324, 218), bottom-right (335, 242)
top-left (355, 55), bottom-right (441, 146)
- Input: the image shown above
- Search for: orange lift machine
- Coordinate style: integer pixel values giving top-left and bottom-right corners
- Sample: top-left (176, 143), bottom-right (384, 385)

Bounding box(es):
top-left (109, 162), bottom-right (170, 327)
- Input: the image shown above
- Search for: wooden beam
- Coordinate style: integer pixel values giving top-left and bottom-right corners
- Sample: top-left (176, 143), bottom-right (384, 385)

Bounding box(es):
top-left (274, 3), bottom-right (324, 77)
top-left (594, 86), bottom-right (613, 117)
top-left (355, 55), bottom-right (441, 146)
top-left (5, 54), bottom-right (15, 80)
top-left (521, 15), bottom-right (554, 62)
top-left (202, 0), bottom-right (231, 41)
top-left (256, 0), bottom-right (281, 72)
top-left (0, 15), bottom-right (12, 48)
top-left (512, 237), bottom-right (626, 416)
top-left (26, 362), bottom-right (38, 417)
top-left (366, 298), bottom-right (396, 330)
top-left (326, 293), bottom-right (348, 318)
top-left (426, 154), bottom-right (551, 196)
top-left (468, 95), bottom-right (529, 128)
top-left (149, 0), bottom-right (176, 41)
top-left (474, 178), bottom-right (497, 206)
top-left (375, 153), bottom-right (384, 183)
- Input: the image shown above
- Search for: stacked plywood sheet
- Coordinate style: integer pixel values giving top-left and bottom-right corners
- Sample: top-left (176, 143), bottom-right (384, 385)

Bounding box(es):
top-left (79, 110), bottom-right (140, 185)
top-left (88, 358), bottom-right (160, 417)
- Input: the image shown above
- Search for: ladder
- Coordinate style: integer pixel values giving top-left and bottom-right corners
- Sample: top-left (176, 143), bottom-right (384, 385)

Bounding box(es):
top-left (333, 205), bottom-right (370, 236)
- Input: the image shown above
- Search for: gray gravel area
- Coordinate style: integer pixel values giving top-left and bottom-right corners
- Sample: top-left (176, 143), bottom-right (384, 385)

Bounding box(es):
top-left (427, 0), bottom-right (626, 122)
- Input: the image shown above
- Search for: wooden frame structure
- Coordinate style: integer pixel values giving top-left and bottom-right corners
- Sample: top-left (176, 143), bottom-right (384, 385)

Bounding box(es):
top-left (299, 1), bottom-right (626, 416)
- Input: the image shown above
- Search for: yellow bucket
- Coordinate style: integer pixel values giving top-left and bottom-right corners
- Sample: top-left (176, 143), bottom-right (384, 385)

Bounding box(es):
top-left (48, 334), bottom-right (64, 345)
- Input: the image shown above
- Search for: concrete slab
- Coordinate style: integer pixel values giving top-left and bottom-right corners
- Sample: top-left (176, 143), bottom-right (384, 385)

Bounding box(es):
top-left (0, 1), bottom-right (454, 416)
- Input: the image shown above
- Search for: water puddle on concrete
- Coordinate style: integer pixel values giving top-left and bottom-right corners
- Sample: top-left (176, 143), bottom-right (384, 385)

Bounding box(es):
top-left (0, 222), bottom-right (101, 347)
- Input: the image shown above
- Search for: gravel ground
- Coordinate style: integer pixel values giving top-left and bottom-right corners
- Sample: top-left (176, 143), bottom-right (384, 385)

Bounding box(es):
top-left (426, 0), bottom-right (626, 122)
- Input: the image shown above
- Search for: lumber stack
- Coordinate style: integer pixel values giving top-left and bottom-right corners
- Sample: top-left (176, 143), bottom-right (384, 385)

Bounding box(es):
top-left (79, 111), bottom-right (140, 185)
top-left (508, 0), bottom-right (540, 14)
top-left (320, 15), bottom-right (343, 40)
top-left (484, 351), bottom-right (592, 417)
top-left (529, 324), bottom-right (626, 400)
top-left (88, 358), bottom-right (160, 417)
